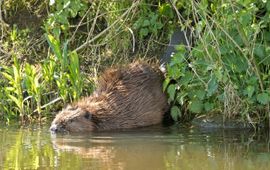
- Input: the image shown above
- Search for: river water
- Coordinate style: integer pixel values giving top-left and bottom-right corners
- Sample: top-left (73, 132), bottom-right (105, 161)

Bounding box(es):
top-left (0, 124), bottom-right (270, 170)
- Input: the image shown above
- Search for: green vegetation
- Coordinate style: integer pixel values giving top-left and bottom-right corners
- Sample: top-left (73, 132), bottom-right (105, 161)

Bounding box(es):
top-left (164, 0), bottom-right (270, 127)
top-left (1, 0), bottom-right (270, 127)
top-left (0, 0), bottom-right (174, 123)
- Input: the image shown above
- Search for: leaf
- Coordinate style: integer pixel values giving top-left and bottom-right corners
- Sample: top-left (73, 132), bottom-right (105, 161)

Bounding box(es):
top-left (158, 3), bottom-right (174, 18)
top-left (170, 105), bottom-right (181, 121)
top-left (46, 34), bottom-right (62, 60)
top-left (2, 72), bottom-right (13, 81)
top-left (254, 44), bottom-right (266, 58)
top-left (167, 84), bottom-right (176, 101)
top-left (194, 90), bottom-right (206, 100)
top-left (257, 93), bottom-right (270, 105)
top-left (142, 20), bottom-right (150, 27)
top-left (180, 71), bottom-right (192, 86)
top-left (139, 28), bottom-right (149, 38)
top-left (175, 45), bottom-right (186, 53)
top-left (267, 1), bottom-right (270, 11)
top-left (246, 86), bottom-right (255, 98)
top-left (188, 100), bottom-right (204, 113)
top-left (207, 76), bottom-right (218, 97)
top-left (167, 65), bottom-right (181, 79)
top-left (176, 92), bottom-right (187, 105)
top-left (163, 78), bottom-right (170, 91)
top-left (8, 94), bottom-right (22, 109)
top-left (204, 102), bottom-right (214, 112)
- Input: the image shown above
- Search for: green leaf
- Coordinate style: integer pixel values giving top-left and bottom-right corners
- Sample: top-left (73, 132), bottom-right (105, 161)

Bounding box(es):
top-left (254, 44), bottom-right (266, 58)
top-left (267, 1), bottom-right (270, 11)
top-left (8, 94), bottom-right (21, 109)
top-left (158, 3), bottom-right (174, 18)
top-left (204, 102), bottom-right (214, 112)
top-left (45, 34), bottom-right (62, 60)
top-left (176, 92), bottom-right (187, 105)
top-left (257, 93), bottom-right (270, 105)
top-left (194, 90), bottom-right (206, 100)
top-left (188, 100), bottom-right (204, 113)
top-left (170, 105), bottom-right (181, 121)
top-left (175, 45), bottom-right (186, 53)
top-left (207, 76), bottom-right (218, 97)
top-left (142, 20), bottom-right (150, 27)
top-left (246, 86), bottom-right (255, 98)
top-left (139, 28), bottom-right (149, 38)
top-left (180, 71), bottom-right (192, 86)
top-left (167, 84), bottom-right (176, 101)
top-left (167, 65), bottom-right (181, 79)
top-left (163, 78), bottom-right (170, 91)
top-left (2, 72), bottom-right (13, 81)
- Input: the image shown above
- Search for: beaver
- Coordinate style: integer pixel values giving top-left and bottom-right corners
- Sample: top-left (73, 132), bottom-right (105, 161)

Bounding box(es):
top-left (50, 62), bottom-right (169, 133)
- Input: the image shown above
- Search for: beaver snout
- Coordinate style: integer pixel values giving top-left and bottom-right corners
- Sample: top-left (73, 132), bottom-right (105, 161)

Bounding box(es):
top-left (50, 124), bottom-right (66, 133)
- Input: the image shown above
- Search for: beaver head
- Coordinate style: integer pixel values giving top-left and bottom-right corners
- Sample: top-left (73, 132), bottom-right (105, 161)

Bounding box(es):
top-left (50, 105), bottom-right (96, 133)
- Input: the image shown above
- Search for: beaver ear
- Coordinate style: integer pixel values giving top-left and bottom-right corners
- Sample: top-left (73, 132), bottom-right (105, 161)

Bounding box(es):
top-left (84, 112), bottom-right (92, 120)
top-left (66, 105), bottom-right (78, 111)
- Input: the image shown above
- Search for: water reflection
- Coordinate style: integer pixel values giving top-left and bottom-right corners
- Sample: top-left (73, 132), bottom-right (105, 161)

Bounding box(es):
top-left (0, 125), bottom-right (270, 169)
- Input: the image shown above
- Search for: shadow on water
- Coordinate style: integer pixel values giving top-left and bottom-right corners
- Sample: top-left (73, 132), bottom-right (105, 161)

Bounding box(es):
top-left (1, 124), bottom-right (270, 169)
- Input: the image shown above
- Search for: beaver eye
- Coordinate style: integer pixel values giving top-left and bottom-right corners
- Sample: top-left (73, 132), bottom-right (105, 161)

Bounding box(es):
top-left (84, 112), bottom-right (91, 120)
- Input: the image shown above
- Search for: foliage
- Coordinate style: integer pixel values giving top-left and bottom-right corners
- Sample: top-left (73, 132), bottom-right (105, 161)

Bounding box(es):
top-left (0, 0), bottom-right (175, 123)
top-left (164, 0), bottom-right (270, 125)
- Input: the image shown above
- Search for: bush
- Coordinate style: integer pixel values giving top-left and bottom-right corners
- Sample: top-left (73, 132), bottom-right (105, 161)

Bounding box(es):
top-left (164, 0), bottom-right (270, 125)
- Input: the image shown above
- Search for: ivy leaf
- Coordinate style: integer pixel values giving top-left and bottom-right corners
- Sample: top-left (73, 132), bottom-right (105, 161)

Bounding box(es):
top-left (188, 100), bottom-right (204, 113)
top-left (170, 105), bottom-right (181, 121)
top-left (257, 93), bottom-right (270, 105)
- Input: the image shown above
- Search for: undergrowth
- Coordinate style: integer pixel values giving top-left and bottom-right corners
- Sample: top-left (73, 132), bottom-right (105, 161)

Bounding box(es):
top-left (0, 0), bottom-right (174, 123)
top-left (1, 0), bottom-right (269, 128)
top-left (164, 0), bottom-right (270, 127)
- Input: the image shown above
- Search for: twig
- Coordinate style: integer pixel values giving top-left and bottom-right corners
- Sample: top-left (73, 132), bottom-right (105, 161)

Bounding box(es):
top-left (69, 6), bottom-right (92, 43)
top-left (33, 97), bottom-right (62, 113)
top-left (127, 27), bottom-right (135, 53)
top-left (75, 1), bottom-right (139, 52)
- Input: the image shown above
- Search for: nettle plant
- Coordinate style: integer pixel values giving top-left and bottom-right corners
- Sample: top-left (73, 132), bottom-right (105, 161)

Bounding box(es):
top-left (164, 0), bottom-right (270, 123)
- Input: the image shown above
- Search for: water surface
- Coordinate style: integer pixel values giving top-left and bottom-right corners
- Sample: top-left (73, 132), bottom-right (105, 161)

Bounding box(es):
top-left (0, 124), bottom-right (270, 170)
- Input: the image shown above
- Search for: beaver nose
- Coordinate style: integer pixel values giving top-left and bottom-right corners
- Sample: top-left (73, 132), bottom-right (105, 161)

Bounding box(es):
top-left (50, 124), bottom-right (58, 132)
top-left (50, 124), bottom-right (65, 133)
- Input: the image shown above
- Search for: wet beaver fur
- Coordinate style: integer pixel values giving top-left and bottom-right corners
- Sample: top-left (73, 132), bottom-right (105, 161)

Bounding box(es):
top-left (50, 62), bottom-right (169, 133)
